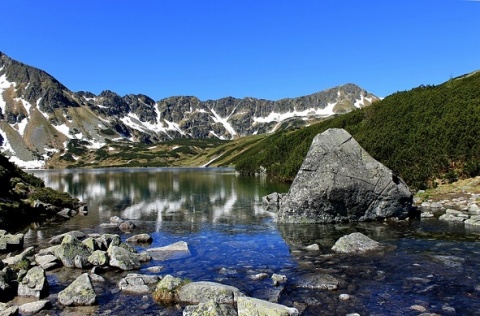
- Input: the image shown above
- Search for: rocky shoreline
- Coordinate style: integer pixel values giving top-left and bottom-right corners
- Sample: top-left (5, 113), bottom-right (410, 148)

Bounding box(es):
top-left (0, 215), bottom-right (306, 316)
top-left (414, 176), bottom-right (480, 225)
top-left (3, 191), bottom-right (479, 316)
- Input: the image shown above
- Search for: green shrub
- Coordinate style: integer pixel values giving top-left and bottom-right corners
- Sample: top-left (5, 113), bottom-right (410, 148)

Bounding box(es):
top-left (30, 187), bottom-right (78, 208)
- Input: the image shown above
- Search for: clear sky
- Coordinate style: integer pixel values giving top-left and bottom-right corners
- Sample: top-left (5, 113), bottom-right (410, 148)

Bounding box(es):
top-left (1, 0), bottom-right (479, 101)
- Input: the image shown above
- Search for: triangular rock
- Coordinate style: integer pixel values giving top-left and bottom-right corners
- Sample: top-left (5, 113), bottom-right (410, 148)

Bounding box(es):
top-left (278, 128), bottom-right (412, 223)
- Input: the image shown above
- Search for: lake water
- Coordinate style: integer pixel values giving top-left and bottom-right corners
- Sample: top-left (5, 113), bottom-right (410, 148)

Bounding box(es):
top-left (27, 168), bottom-right (480, 315)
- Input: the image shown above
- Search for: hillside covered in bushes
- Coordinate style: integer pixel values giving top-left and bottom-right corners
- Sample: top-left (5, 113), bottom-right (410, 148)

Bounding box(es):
top-left (0, 154), bottom-right (80, 229)
top-left (230, 71), bottom-right (480, 190)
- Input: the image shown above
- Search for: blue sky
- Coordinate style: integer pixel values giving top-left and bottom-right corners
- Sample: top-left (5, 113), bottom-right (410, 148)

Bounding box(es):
top-left (1, 0), bottom-right (479, 100)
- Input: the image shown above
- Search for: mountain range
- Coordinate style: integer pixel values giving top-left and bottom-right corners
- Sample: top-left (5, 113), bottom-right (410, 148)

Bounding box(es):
top-left (0, 51), bottom-right (379, 168)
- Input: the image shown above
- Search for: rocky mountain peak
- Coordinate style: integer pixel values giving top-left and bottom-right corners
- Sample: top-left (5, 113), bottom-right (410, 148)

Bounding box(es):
top-left (0, 52), bottom-right (380, 168)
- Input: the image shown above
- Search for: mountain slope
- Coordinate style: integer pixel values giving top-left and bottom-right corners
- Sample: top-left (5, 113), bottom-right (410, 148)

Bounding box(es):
top-left (0, 52), bottom-right (379, 168)
top-left (0, 153), bottom-right (80, 229)
top-left (229, 70), bottom-right (480, 189)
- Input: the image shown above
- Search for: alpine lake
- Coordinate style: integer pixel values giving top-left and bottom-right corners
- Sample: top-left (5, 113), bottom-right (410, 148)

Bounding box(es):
top-left (21, 167), bottom-right (480, 315)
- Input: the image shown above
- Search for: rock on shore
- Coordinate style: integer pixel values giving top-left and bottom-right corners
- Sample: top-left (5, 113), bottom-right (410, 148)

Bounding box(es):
top-left (152, 275), bottom-right (298, 315)
top-left (277, 128), bottom-right (413, 223)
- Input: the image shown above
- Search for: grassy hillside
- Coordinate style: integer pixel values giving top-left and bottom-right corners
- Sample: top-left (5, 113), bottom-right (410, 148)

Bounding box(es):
top-left (228, 71), bottom-right (480, 190)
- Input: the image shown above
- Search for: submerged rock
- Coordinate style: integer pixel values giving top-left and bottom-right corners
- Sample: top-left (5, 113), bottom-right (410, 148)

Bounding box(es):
top-left (431, 255), bottom-right (465, 268)
top-left (277, 129), bottom-right (412, 223)
top-left (119, 221), bottom-right (136, 232)
top-left (126, 233), bottom-right (153, 244)
top-left (147, 241), bottom-right (191, 261)
top-left (293, 273), bottom-right (340, 290)
top-left (19, 300), bottom-right (50, 314)
top-left (271, 274), bottom-right (287, 286)
top-left (117, 273), bottom-right (159, 294)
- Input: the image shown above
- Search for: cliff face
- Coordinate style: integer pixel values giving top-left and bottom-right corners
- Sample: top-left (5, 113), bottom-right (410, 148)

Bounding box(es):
top-left (0, 52), bottom-right (379, 167)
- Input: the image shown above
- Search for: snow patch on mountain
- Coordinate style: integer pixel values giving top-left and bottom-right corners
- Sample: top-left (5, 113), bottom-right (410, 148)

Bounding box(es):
top-left (253, 103), bottom-right (337, 124)
top-left (0, 73), bottom-right (12, 114)
top-left (121, 114), bottom-right (150, 133)
top-left (53, 123), bottom-right (71, 138)
top-left (16, 117), bottom-right (29, 137)
top-left (210, 109), bottom-right (237, 137)
top-left (8, 156), bottom-right (45, 169)
top-left (163, 120), bottom-right (186, 136)
top-left (85, 139), bottom-right (105, 150)
top-left (354, 95), bottom-right (373, 108)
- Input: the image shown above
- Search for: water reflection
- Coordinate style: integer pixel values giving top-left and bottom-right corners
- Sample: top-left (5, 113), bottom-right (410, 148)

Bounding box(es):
top-left (24, 168), bottom-right (480, 315)
top-left (31, 168), bottom-right (290, 233)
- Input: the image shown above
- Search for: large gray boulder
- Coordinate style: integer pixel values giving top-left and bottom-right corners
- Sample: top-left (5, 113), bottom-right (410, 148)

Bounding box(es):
top-left (58, 273), bottom-right (96, 306)
top-left (237, 296), bottom-right (298, 316)
top-left (53, 234), bottom-right (92, 268)
top-left (108, 246), bottom-right (141, 270)
top-left (183, 300), bottom-right (238, 316)
top-left (0, 303), bottom-right (18, 316)
top-left (17, 266), bottom-right (49, 298)
top-left (177, 281), bottom-right (244, 305)
top-left (278, 128), bottom-right (412, 223)
top-left (0, 231), bottom-right (24, 252)
top-left (19, 300), bottom-right (50, 314)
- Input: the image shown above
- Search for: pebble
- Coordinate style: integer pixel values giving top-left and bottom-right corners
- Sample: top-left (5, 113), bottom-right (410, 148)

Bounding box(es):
top-left (410, 304), bottom-right (427, 312)
top-left (271, 273), bottom-right (287, 285)
top-left (306, 244), bottom-right (320, 251)
top-left (339, 293), bottom-right (351, 301)
top-left (442, 306), bottom-right (456, 314)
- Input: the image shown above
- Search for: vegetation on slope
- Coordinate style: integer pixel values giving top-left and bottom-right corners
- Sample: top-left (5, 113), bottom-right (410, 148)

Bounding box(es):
top-left (46, 138), bottom-right (231, 169)
top-left (229, 71), bottom-right (480, 190)
top-left (0, 154), bottom-right (79, 229)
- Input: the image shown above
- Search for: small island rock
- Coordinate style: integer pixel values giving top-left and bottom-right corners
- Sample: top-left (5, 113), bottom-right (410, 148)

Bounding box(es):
top-left (331, 232), bottom-right (381, 254)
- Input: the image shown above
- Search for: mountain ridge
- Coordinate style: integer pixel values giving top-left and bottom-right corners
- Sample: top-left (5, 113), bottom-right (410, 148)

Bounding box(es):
top-left (0, 51), bottom-right (379, 168)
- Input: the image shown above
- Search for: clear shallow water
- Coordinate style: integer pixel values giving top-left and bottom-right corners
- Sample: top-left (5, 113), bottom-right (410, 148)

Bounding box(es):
top-left (25, 168), bottom-right (480, 315)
